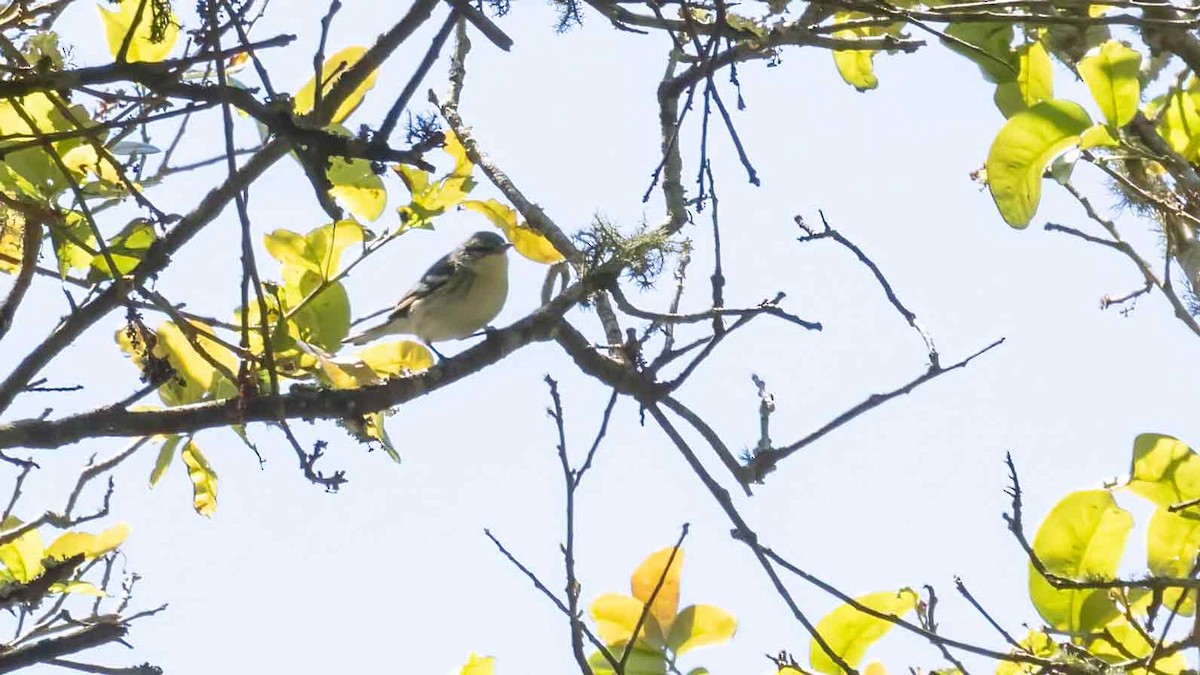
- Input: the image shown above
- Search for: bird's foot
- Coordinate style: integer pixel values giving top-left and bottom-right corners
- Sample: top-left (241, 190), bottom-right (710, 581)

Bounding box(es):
top-left (425, 341), bottom-right (447, 361)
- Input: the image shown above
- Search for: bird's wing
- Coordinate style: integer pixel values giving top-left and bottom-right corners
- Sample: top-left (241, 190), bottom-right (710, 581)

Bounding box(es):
top-left (388, 250), bottom-right (458, 319)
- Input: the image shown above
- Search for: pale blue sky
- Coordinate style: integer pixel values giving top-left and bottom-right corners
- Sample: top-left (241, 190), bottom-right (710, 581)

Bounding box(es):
top-left (3, 2), bottom-right (1199, 674)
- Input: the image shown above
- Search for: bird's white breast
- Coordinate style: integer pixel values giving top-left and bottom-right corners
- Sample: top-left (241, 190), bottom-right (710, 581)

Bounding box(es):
top-left (410, 253), bottom-right (509, 342)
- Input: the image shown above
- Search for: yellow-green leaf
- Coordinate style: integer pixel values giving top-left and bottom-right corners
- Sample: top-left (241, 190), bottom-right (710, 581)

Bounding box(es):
top-left (0, 516), bottom-right (44, 583)
top-left (1146, 508), bottom-right (1199, 616)
top-left (45, 522), bottom-right (130, 561)
top-left (328, 157), bottom-right (386, 223)
top-left (98, 0), bottom-right (179, 63)
top-left (1155, 89), bottom-right (1200, 160)
top-left (1128, 433), bottom-right (1200, 508)
top-left (588, 641), bottom-right (666, 675)
top-left (809, 588), bottom-right (919, 675)
top-left (1078, 40), bottom-right (1142, 127)
top-left (1016, 40), bottom-right (1053, 108)
top-left (49, 580), bottom-right (104, 597)
top-left (304, 219), bottom-right (366, 279)
top-left (943, 22), bottom-right (1018, 84)
top-left (1086, 612), bottom-right (1187, 674)
top-left (666, 604), bottom-right (737, 655)
top-left (181, 440), bottom-right (217, 517)
top-left (292, 46), bottom-right (377, 124)
top-left (0, 208), bottom-right (26, 274)
top-left (1080, 124), bottom-right (1119, 149)
top-left (149, 434), bottom-right (181, 487)
top-left (458, 653), bottom-right (495, 675)
top-left (631, 547), bottom-right (683, 636)
top-left (1028, 490), bottom-right (1130, 633)
top-left (986, 99), bottom-right (1092, 228)
top-left (995, 630), bottom-right (1059, 675)
top-left (88, 218), bottom-right (156, 281)
top-left (355, 340), bottom-right (434, 377)
top-left (462, 199), bottom-right (564, 264)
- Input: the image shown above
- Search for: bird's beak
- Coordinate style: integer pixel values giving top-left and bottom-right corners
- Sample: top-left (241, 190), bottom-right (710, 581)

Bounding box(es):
top-left (502, 242), bottom-right (513, 251)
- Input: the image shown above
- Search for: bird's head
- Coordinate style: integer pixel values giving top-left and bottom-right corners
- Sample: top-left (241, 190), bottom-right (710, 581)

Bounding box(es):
top-left (460, 231), bottom-right (512, 262)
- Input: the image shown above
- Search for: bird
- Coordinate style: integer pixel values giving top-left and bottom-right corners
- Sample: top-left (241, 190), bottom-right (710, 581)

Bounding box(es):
top-left (343, 231), bottom-right (512, 349)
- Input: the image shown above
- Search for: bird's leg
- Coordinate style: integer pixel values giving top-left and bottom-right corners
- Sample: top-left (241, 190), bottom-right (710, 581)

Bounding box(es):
top-left (425, 341), bottom-right (447, 361)
top-left (467, 325), bottom-right (501, 341)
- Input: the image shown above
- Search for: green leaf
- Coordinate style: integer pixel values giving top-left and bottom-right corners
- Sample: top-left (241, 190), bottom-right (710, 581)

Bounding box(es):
top-left (1015, 40), bottom-right (1053, 109)
top-left (328, 157), bottom-right (386, 223)
top-left (985, 99), bottom-right (1092, 228)
top-left (1155, 89), bottom-right (1200, 160)
top-left (0, 516), bottom-right (44, 583)
top-left (1086, 612), bottom-right (1188, 674)
top-left (809, 589), bottom-right (919, 675)
top-left (88, 218), bottom-right (156, 281)
top-left (181, 440), bottom-right (218, 517)
top-left (292, 46), bottom-right (378, 124)
top-left (1078, 40), bottom-right (1142, 127)
top-left (666, 604), bottom-right (737, 655)
top-left (49, 211), bottom-right (97, 276)
top-left (45, 523), bottom-right (130, 561)
top-left (588, 642), bottom-right (667, 675)
top-left (150, 434), bottom-right (182, 487)
top-left (304, 219), bottom-right (365, 280)
top-left (943, 23), bottom-right (1017, 83)
top-left (1146, 508), bottom-right (1199, 616)
top-left (1128, 433), bottom-right (1200, 508)
top-left (995, 630), bottom-right (1059, 675)
top-left (98, 0), bottom-right (180, 63)
top-left (287, 272), bottom-right (351, 352)
top-left (0, 94), bottom-right (96, 200)
top-left (1028, 490), bottom-right (1131, 633)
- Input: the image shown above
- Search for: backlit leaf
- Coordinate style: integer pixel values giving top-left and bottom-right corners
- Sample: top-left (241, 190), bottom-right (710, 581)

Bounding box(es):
top-left (1028, 490), bottom-right (1130, 633)
top-left (588, 642), bottom-right (667, 675)
top-left (1146, 508), bottom-right (1199, 616)
top-left (49, 580), bottom-right (104, 597)
top-left (150, 434), bottom-right (182, 487)
top-left (809, 588), bottom-right (919, 675)
top-left (0, 208), bottom-right (25, 274)
top-left (1015, 40), bottom-right (1053, 109)
top-left (986, 99), bottom-right (1092, 228)
top-left (98, 0), bottom-right (179, 63)
top-left (181, 440), bottom-right (218, 517)
top-left (1078, 40), bottom-right (1142, 127)
top-left (666, 603), bottom-right (737, 655)
top-left (45, 523), bottom-right (130, 561)
top-left (88, 218), bottom-right (156, 281)
top-left (292, 46), bottom-right (377, 124)
top-left (328, 157), bottom-right (386, 223)
top-left (591, 592), bottom-right (666, 649)
top-left (462, 199), bottom-right (564, 264)
top-left (831, 13), bottom-right (879, 92)
top-left (354, 340), bottom-right (434, 377)
top-left (1128, 433), bottom-right (1200, 508)
top-left (631, 547), bottom-right (684, 635)
top-left (0, 516), bottom-right (44, 583)
top-left (943, 22), bottom-right (1017, 83)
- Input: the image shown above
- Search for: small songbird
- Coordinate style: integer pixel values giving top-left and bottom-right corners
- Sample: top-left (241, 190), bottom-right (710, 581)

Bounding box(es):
top-left (343, 231), bottom-right (512, 347)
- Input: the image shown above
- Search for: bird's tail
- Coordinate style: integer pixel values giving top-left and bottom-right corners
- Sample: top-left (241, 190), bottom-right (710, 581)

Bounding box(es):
top-left (342, 319), bottom-right (400, 346)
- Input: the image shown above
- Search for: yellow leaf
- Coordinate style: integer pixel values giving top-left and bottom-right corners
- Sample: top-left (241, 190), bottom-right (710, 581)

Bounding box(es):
top-left (49, 580), bottom-right (105, 597)
top-left (0, 207), bottom-right (26, 274)
top-left (355, 340), bottom-right (434, 377)
top-left (61, 144), bottom-right (123, 184)
top-left (831, 13), bottom-right (879, 92)
top-left (458, 653), bottom-right (495, 675)
top-left (666, 603), bottom-right (737, 655)
top-left (864, 662), bottom-right (888, 675)
top-left (590, 592), bottom-right (666, 649)
top-left (181, 440), bottom-right (218, 517)
top-left (0, 516), bottom-right (45, 583)
top-left (462, 199), bottom-right (564, 264)
top-left (292, 46), bottom-right (378, 124)
top-left (630, 547), bottom-right (683, 636)
top-left (45, 523), bottom-right (130, 561)
top-left (98, 0), bottom-right (179, 63)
